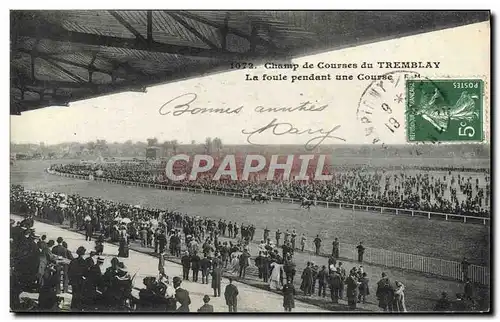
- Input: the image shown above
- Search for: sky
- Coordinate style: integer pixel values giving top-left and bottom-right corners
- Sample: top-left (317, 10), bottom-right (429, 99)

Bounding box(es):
top-left (10, 22), bottom-right (489, 146)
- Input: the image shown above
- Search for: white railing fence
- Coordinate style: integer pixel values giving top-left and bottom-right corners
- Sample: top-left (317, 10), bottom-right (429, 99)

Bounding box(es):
top-left (46, 169), bottom-right (490, 286)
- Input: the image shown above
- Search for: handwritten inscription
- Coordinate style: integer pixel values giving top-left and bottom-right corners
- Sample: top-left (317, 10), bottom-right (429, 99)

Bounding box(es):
top-left (254, 102), bottom-right (328, 113)
top-left (158, 93), bottom-right (243, 116)
top-left (242, 118), bottom-right (345, 151)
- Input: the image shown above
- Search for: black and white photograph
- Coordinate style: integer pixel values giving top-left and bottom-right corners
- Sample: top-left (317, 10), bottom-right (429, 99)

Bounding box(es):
top-left (9, 9), bottom-right (491, 313)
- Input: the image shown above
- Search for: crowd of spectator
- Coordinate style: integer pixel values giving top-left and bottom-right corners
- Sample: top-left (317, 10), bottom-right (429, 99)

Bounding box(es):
top-left (50, 163), bottom-right (490, 218)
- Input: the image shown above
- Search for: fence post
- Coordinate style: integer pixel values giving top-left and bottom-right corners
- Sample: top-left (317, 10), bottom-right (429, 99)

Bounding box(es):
top-left (326, 202), bottom-right (329, 208)
top-left (339, 203), bottom-right (342, 209)
top-left (411, 210), bottom-right (414, 217)
top-left (352, 204), bottom-right (354, 210)
top-left (381, 207), bottom-right (383, 213)
top-left (464, 216), bottom-right (467, 223)
top-left (366, 206), bottom-right (369, 211)
top-left (428, 212), bottom-right (431, 220)
top-left (445, 214), bottom-right (448, 221)
top-left (396, 209), bottom-right (399, 215)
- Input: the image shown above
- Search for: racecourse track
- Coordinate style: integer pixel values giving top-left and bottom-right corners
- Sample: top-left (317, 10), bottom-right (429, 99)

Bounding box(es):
top-left (11, 160), bottom-right (490, 265)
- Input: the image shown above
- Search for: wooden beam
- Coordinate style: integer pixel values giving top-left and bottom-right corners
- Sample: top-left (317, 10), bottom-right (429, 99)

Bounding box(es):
top-left (176, 11), bottom-right (279, 51)
top-left (147, 10), bottom-right (153, 47)
top-left (168, 12), bottom-right (218, 50)
top-left (108, 11), bottom-right (147, 44)
top-left (17, 21), bottom-right (269, 60)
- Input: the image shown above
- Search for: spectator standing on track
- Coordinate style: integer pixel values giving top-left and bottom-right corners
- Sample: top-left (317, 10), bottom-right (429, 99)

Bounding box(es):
top-left (464, 278), bottom-right (473, 300)
top-left (337, 262), bottom-right (346, 299)
top-left (461, 257), bottom-right (470, 281)
top-left (190, 251), bottom-right (200, 282)
top-left (313, 235), bottom-right (322, 255)
top-left (85, 220), bottom-right (93, 241)
top-left (158, 252), bottom-right (167, 280)
top-left (200, 254), bottom-right (211, 284)
top-left (346, 271), bottom-right (360, 310)
top-left (263, 227), bottom-right (270, 241)
top-left (275, 229), bottom-right (282, 247)
top-left (356, 242), bottom-right (365, 263)
top-left (224, 278), bottom-right (239, 312)
top-left (300, 262), bottom-right (313, 296)
top-left (332, 237), bottom-right (340, 258)
top-left (300, 234), bottom-right (306, 252)
top-left (376, 272), bottom-right (395, 312)
top-left (197, 295), bottom-right (214, 312)
top-left (282, 281), bottom-right (296, 312)
top-left (239, 248), bottom-right (251, 279)
top-left (358, 272), bottom-right (370, 304)
top-left (211, 262), bottom-right (222, 297)
top-left (317, 265), bottom-right (328, 297)
top-left (68, 246), bottom-right (88, 311)
top-left (329, 267), bottom-right (342, 303)
top-left (291, 230), bottom-right (297, 250)
top-left (181, 251), bottom-right (191, 281)
top-left (394, 281), bottom-right (407, 312)
top-left (173, 276), bottom-right (191, 312)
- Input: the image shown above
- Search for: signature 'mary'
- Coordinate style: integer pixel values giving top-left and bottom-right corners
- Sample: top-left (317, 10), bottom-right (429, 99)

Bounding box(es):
top-left (242, 118), bottom-right (346, 151)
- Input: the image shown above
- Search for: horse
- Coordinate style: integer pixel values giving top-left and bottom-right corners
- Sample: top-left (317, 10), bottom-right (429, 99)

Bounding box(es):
top-left (300, 199), bottom-right (315, 210)
top-left (250, 194), bottom-right (271, 204)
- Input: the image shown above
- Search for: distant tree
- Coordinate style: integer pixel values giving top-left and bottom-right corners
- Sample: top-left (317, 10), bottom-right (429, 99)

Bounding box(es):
top-left (147, 138), bottom-right (158, 146)
top-left (162, 141), bottom-right (172, 157)
top-left (191, 140), bottom-right (196, 145)
top-left (171, 140), bottom-right (179, 155)
top-left (213, 137), bottom-right (223, 153)
top-left (87, 141), bottom-right (96, 154)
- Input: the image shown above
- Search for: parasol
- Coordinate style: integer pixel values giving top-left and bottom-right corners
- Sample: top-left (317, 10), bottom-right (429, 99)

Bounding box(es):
top-left (36, 197), bottom-right (44, 202)
top-left (84, 215), bottom-right (91, 221)
top-left (121, 218), bottom-right (131, 224)
top-left (114, 216), bottom-right (122, 222)
top-left (134, 205), bottom-right (141, 209)
top-left (149, 219), bottom-right (158, 226)
top-left (59, 203), bottom-right (68, 209)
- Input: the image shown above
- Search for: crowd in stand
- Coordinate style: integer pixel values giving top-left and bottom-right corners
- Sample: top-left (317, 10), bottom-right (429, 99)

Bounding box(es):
top-left (11, 185), bottom-right (480, 312)
top-left (51, 163), bottom-right (490, 218)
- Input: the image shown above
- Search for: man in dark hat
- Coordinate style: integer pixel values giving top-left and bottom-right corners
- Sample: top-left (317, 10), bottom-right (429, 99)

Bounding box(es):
top-left (224, 277), bottom-right (239, 312)
top-left (51, 237), bottom-right (67, 257)
top-left (85, 251), bottom-right (97, 268)
top-left (82, 256), bottom-right (105, 310)
top-left (197, 295), bottom-right (214, 312)
top-left (190, 251), bottom-right (201, 282)
top-left (173, 276), bottom-right (191, 312)
top-left (211, 261), bottom-right (222, 297)
top-left (181, 251), bottom-right (191, 281)
top-left (199, 254), bottom-right (211, 284)
top-left (68, 246), bottom-right (88, 311)
top-left (85, 220), bottom-right (93, 241)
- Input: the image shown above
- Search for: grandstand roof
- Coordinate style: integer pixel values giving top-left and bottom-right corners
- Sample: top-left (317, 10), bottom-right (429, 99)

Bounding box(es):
top-left (10, 10), bottom-right (489, 115)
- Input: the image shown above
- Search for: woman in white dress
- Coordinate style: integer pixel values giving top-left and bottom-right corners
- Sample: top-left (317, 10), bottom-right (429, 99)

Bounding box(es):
top-left (230, 252), bottom-right (241, 275)
top-left (269, 262), bottom-right (283, 291)
top-left (394, 281), bottom-right (407, 312)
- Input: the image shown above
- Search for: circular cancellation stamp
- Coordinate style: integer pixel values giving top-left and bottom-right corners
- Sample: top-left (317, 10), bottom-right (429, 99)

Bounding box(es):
top-left (357, 70), bottom-right (421, 145)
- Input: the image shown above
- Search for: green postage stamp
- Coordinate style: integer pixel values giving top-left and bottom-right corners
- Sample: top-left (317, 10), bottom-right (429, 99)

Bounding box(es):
top-left (406, 79), bottom-right (484, 142)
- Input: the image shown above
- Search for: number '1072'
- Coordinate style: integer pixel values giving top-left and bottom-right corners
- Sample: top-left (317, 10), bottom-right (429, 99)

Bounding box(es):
top-left (453, 82), bottom-right (479, 89)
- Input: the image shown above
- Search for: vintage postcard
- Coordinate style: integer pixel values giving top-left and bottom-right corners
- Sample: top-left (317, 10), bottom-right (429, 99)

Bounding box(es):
top-left (10, 10), bottom-right (491, 313)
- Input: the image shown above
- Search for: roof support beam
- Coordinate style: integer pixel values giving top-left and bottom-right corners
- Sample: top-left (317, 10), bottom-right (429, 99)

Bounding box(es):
top-left (168, 12), bottom-right (218, 50)
top-left (17, 22), bottom-right (269, 60)
top-left (108, 11), bottom-right (148, 45)
top-left (39, 57), bottom-right (88, 83)
top-left (15, 48), bottom-right (114, 76)
top-left (147, 10), bottom-right (153, 47)
top-left (176, 11), bottom-right (279, 51)
top-left (219, 13), bottom-right (229, 51)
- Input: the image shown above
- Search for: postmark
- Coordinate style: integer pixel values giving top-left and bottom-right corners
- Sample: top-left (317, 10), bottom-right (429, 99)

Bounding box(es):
top-left (406, 79), bottom-right (484, 142)
top-left (357, 70), bottom-right (422, 145)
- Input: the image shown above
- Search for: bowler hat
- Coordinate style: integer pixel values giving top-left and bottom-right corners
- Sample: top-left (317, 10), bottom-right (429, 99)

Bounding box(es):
top-left (172, 276), bottom-right (182, 284)
top-left (203, 295), bottom-right (210, 303)
top-left (76, 246), bottom-right (86, 256)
